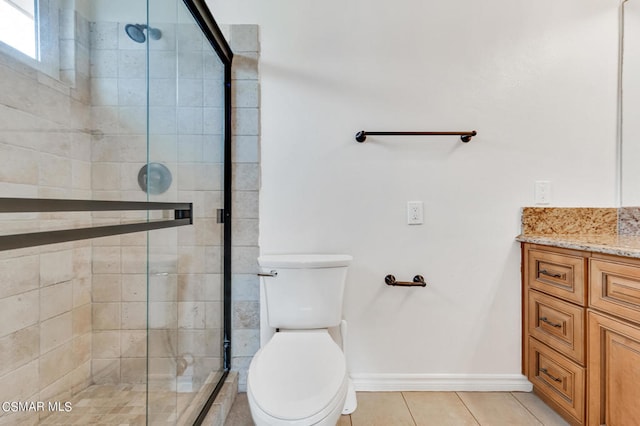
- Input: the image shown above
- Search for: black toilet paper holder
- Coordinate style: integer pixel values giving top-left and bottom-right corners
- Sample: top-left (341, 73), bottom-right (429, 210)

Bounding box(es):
top-left (385, 274), bottom-right (427, 287)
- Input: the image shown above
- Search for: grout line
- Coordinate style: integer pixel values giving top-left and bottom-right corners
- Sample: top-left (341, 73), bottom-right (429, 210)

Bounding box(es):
top-left (400, 392), bottom-right (418, 426)
top-left (455, 392), bottom-right (481, 426)
top-left (509, 392), bottom-right (544, 425)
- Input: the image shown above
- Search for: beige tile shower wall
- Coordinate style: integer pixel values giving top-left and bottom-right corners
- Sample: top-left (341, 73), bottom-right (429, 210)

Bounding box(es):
top-left (89, 20), bottom-right (171, 387)
top-left (227, 25), bottom-right (260, 393)
top-left (0, 8), bottom-right (93, 425)
top-left (89, 20), bottom-right (153, 386)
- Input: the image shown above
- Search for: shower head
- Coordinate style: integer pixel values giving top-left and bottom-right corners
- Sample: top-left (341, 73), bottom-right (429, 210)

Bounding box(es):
top-left (124, 24), bottom-right (162, 43)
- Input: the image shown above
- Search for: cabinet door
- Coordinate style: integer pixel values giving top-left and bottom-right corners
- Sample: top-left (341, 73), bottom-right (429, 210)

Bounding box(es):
top-left (588, 311), bottom-right (640, 426)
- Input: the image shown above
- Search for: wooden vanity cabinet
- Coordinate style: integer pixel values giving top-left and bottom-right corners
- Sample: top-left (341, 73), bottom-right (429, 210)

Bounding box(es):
top-left (523, 245), bottom-right (640, 426)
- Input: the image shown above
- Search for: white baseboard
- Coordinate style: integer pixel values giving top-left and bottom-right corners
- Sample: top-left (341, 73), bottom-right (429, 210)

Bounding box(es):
top-left (350, 373), bottom-right (533, 392)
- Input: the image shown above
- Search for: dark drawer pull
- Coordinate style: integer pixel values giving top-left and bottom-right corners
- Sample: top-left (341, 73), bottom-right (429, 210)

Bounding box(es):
top-left (539, 368), bottom-right (562, 382)
top-left (540, 317), bottom-right (562, 328)
top-left (539, 269), bottom-right (564, 279)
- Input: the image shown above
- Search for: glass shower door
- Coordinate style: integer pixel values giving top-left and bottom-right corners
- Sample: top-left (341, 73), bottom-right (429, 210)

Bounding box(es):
top-left (0, 0), bottom-right (229, 423)
top-left (146, 1), bottom-right (226, 423)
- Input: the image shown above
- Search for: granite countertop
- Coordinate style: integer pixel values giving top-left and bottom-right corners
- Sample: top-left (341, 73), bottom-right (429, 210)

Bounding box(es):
top-left (516, 233), bottom-right (640, 259)
top-left (517, 207), bottom-right (640, 259)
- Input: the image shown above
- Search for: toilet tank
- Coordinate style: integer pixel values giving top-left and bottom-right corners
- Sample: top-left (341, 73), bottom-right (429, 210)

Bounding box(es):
top-left (258, 254), bottom-right (352, 329)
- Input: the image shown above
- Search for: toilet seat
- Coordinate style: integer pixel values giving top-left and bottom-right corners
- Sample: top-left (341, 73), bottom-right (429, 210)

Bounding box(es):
top-left (247, 330), bottom-right (348, 424)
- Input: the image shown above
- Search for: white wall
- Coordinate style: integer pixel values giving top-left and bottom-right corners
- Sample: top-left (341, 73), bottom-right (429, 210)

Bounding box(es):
top-left (207, 0), bottom-right (620, 387)
top-left (622, 0), bottom-right (640, 205)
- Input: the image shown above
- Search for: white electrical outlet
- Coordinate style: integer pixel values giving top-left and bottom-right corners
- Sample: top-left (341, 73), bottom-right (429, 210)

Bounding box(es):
top-left (534, 181), bottom-right (551, 205)
top-left (407, 201), bottom-right (424, 225)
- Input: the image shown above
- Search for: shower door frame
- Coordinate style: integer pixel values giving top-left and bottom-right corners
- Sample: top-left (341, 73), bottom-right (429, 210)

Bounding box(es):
top-left (179, 0), bottom-right (233, 423)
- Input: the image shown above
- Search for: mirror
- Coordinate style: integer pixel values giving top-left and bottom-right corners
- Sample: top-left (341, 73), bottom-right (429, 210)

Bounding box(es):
top-left (621, 0), bottom-right (640, 205)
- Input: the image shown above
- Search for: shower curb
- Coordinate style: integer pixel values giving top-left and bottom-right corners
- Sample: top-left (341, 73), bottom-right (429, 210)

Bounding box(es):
top-left (200, 371), bottom-right (239, 425)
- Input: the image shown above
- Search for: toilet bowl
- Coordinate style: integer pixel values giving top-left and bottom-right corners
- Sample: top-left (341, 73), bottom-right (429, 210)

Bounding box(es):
top-left (247, 330), bottom-right (348, 426)
top-left (247, 254), bottom-right (355, 425)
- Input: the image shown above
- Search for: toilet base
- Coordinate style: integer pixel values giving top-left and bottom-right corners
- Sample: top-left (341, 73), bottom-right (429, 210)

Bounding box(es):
top-left (342, 379), bottom-right (357, 415)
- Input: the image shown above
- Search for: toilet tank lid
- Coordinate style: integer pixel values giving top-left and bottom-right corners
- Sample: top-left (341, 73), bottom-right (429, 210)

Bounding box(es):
top-left (258, 254), bottom-right (352, 269)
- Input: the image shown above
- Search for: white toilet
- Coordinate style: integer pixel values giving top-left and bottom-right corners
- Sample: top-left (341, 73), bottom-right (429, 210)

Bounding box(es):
top-left (247, 254), bottom-right (356, 425)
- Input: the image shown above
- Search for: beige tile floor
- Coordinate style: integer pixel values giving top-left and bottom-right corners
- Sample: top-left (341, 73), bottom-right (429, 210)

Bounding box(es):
top-left (224, 392), bottom-right (569, 426)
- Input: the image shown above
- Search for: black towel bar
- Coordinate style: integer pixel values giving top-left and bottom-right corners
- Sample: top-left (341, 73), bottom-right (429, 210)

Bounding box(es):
top-left (0, 197), bottom-right (193, 251)
top-left (355, 130), bottom-right (477, 143)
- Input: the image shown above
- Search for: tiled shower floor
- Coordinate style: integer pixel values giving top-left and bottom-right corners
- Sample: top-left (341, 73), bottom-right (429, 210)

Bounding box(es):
top-left (41, 384), bottom-right (146, 425)
top-left (39, 384), bottom-right (195, 425)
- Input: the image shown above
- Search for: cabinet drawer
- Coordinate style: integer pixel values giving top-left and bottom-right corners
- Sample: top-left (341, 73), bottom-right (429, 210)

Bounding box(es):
top-left (590, 257), bottom-right (640, 324)
top-left (528, 290), bottom-right (585, 364)
top-left (528, 337), bottom-right (585, 424)
top-left (527, 247), bottom-right (587, 305)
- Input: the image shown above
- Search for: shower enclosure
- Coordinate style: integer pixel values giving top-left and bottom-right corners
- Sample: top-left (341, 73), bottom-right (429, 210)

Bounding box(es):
top-left (0, 0), bottom-right (232, 424)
